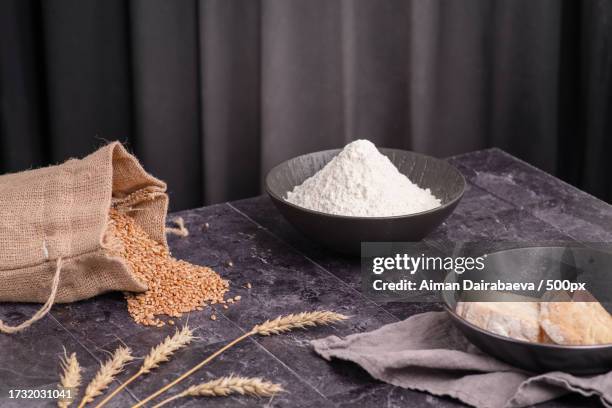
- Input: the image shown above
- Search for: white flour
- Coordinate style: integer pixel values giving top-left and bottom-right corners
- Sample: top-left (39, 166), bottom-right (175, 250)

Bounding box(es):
top-left (286, 140), bottom-right (441, 217)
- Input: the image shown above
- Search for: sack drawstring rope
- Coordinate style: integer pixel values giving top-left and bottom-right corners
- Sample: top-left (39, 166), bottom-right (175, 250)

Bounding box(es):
top-left (0, 257), bottom-right (62, 334)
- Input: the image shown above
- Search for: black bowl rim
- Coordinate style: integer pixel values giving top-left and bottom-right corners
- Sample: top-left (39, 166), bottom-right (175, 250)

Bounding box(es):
top-left (443, 299), bottom-right (612, 350)
top-left (265, 147), bottom-right (466, 220)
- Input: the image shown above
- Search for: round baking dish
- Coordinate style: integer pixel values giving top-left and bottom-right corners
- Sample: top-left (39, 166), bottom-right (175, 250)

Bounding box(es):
top-left (265, 148), bottom-right (465, 255)
top-left (442, 246), bottom-right (612, 374)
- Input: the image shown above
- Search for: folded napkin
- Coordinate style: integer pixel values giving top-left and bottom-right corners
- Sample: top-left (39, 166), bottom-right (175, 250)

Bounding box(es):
top-left (311, 312), bottom-right (612, 408)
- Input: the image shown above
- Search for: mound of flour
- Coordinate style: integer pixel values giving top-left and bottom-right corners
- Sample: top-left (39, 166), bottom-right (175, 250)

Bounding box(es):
top-left (286, 140), bottom-right (441, 217)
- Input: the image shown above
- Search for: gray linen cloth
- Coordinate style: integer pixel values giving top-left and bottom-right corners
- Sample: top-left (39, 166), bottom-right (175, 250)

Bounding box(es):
top-left (311, 312), bottom-right (612, 408)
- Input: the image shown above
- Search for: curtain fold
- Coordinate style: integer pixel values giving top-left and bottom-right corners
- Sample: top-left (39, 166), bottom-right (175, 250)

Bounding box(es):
top-left (200, 0), bottom-right (261, 203)
top-left (340, 0), bottom-right (412, 149)
top-left (0, 0), bottom-right (610, 210)
top-left (261, 0), bottom-right (346, 172)
top-left (425, 0), bottom-right (492, 156)
top-left (580, 0), bottom-right (612, 201)
top-left (489, 0), bottom-right (562, 174)
top-left (130, 0), bottom-right (203, 210)
top-left (40, 0), bottom-right (132, 162)
top-left (0, 0), bottom-right (46, 169)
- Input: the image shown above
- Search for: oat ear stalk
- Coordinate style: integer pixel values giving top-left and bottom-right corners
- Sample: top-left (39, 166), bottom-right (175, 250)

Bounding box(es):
top-left (152, 375), bottom-right (284, 408)
top-left (132, 310), bottom-right (348, 408)
top-left (58, 350), bottom-right (82, 408)
top-left (94, 326), bottom-right (194, 408)
top-left (77, 346), bottom-right (133, 408)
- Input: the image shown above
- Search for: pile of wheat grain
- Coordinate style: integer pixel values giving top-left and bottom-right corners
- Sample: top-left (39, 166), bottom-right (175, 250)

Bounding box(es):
top-left (106, 209), bottom-right (229, 326)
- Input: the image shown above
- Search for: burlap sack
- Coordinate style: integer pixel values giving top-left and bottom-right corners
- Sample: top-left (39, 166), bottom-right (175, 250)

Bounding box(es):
top-left (0, 142), bottom-right (168, 333)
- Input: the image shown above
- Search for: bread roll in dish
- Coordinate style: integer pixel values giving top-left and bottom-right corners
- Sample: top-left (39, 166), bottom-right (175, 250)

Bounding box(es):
top-left (456, 290), bottom-right (612, 345)
top-left (540, 301), bottom-right (612, 345)
top-left (456, 301), bottom-right (542, 342)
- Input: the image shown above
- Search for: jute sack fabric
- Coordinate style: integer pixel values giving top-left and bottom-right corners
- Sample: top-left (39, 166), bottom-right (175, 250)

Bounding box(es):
top-left (0, 142), bottom-right (168, 333)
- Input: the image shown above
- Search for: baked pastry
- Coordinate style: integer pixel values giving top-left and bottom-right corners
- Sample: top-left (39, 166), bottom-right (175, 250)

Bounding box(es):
top-left (540, 300), bottom-right (612, 345)
top-left (456, 290), bottom-right (612, 345)
top-left (456, 301), bottom-right (541, 342)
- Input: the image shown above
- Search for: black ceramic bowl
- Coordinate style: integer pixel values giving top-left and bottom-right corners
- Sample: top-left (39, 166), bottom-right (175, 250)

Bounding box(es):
top-left (442, 246), bottom-right (612, 375)
top-left (265, 148), bottom-right (465, 255)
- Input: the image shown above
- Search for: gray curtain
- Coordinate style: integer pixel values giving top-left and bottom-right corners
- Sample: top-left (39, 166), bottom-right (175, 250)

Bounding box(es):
top-left (0, 0), bottom-right (610, 210)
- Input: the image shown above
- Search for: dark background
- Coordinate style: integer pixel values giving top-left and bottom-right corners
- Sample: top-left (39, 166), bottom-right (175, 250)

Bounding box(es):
top-left (0, 0), bottom-right (610, 211)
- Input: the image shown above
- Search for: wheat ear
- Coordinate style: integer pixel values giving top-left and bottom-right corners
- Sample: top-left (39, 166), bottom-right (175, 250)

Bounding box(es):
top-left (153, 375), bottom-right (283, 408)
top-left (93, 327), bottom-right (194, 408)
top-left (253, 311), bottom-right (349, 335)
top-left (77, 346), bottom-right (133, 408)
top-left (58, 350), bottom-right (82, 408)
top-left (133, 310), bottom-right (348, 408)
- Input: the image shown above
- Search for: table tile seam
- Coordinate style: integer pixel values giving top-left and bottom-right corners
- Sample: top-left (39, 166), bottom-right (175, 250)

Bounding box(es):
top-left (211, 309), bottom-right (339, 406)
top-left (225, 203), bottom-right (401, 323)
top-left (47, 313), bottom-right (142, 403)
top-left (493, 148), bottom-right (611, 207)
top-left (453, 164), bottom-right (534, 210)
top-left (492, 206), bottom-right (581, 243)
top-left (48, 313), bottom-right (105, 364)
top-left (449, 155), bottom-right (571, 212)
top-left (430, 199), bottom-right (579, 247)
top-left (526, 203), bottom-right (611, 243)
top-left (92, 321), bottom-right (237, 353)
top-left (454, 148), bottom-right (610, 209)
top-left (445, 147), bottom-right (499, 161)
top-left (476, 180), bottom-right (551, 211)
top-left (247, 338), bottom-right (338, 406)
top-left (465, 181), bottom-right (520, 210)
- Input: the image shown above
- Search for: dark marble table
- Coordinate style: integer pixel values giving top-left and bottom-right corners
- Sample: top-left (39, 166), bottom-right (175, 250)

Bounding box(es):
top-left (1, 148), bottom-right (611, 407)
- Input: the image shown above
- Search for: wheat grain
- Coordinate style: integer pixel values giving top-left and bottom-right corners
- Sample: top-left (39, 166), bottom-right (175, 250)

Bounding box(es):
top-left (152, 376), bottom-right (283, 408)
top-left (58, 350), bottom-right (81, 408)
top-left (107, 209), bottom-right (228, 327)
top-left (253, 311), bottom-right (349, 336)
top-left (133, 310), bottom-right (348, 408)
top-left (94, 327), bottom-right (194, 408)
top-left (77, 346), bottom-right (133, 408)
